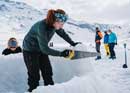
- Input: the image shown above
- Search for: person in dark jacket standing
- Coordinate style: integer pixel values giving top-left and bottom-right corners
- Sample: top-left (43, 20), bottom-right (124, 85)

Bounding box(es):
top-left (104, 31), bottom-right (110, 56)
top-left (108, 29), bottom-right (117, 59)
top-left (22, 9), bottom-right (80, 92)
top-left (95, 27), bottom-right (103, 60)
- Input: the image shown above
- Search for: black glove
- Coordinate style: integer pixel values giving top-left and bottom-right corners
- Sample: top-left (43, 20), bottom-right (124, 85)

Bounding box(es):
top-left (115, 42), bottom-right (117, 45)
top-left (60, 50), bottom-right (70, 57)
top-left (71, 42), bottom-right (82, 47)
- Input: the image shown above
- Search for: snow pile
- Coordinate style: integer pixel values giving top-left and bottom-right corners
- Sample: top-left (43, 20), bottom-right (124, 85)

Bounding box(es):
top-left (0, 54), bottom-right (27, 93)
top-left (33, 75), bottom-right (117, 93)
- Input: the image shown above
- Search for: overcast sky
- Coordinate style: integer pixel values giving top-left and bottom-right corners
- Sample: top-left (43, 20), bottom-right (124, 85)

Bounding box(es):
top-left (13, 0), bottom-right (130, 25)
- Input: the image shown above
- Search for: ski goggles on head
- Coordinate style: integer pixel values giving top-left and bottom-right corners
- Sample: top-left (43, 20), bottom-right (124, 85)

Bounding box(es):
top-left (54, 13), bottom-right (68, 23)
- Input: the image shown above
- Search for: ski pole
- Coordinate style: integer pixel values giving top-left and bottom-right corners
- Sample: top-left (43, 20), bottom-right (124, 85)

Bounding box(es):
top-left (123, 43), bottom-right (128, 68)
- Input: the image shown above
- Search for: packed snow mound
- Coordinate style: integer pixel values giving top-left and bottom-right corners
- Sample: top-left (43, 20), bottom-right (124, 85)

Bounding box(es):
top-left (33, 46), bottom-right (130, 93)
top-left (33, 74), bottom-right (118, 93)
top-left (0, 54), bottom-right (27, 93)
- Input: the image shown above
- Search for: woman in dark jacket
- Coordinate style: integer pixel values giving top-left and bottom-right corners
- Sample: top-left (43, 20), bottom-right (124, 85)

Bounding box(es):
top-left (23, 9), bottom-right (79, 92)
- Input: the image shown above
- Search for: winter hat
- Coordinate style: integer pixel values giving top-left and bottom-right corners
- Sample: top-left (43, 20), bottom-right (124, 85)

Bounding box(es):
top-left (54, 13), bottom-right (68, 23)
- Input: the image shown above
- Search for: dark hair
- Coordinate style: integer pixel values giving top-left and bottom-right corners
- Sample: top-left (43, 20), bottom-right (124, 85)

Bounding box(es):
top-left (46, 9), bottom-right (66, 27)
top-left (96, 27), bottom-right (99, 30)
top-left (9, 37), bottom-right (16, 41)
top-left (104, 31), bottom-right (107, 34)
top-left (108, 29), bottom-right (112, 32)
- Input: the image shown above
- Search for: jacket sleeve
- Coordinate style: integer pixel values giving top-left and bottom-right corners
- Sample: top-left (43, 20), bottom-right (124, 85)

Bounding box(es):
top-left (37, 27), bottom-right (61, 56)
top-left (114, 33), bottom-right (117, 43)
top-left (103, 35), bottom-right (106, 43)
top-left (55, 29), bottom-right (75, 45)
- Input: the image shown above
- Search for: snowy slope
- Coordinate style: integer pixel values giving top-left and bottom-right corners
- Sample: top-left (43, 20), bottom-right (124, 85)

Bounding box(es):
top-left (0, 0), bottom-right (130, 93)
top-left (0, 0), bottom-right (43, 52)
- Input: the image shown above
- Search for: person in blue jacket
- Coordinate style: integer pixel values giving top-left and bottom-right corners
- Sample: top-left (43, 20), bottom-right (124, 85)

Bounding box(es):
top-left (104, 31), bottom-right (110, 56)
top-left (108, 29), bottom-right (117, 59)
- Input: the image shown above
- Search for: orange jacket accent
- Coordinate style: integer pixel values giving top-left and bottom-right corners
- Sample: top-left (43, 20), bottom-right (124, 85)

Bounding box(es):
top-left (98, 32), bottom-right (103, 39)
top-left (95, 31), bottom-right (103, 43)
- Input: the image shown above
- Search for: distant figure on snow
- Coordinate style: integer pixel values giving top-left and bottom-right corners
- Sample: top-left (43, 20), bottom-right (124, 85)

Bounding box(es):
top-left (104, 31), bottom-right (110, 56)
top-left (108, 29), bottom-right (117, 59)
top-left (95, 27), bottom-right (103, 60)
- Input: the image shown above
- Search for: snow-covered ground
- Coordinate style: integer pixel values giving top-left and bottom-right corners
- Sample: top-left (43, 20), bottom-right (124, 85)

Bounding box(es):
top-left (0, 0), bottom-right (130, 93)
